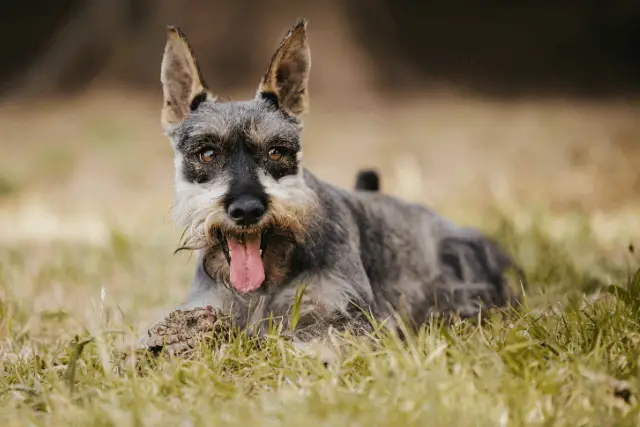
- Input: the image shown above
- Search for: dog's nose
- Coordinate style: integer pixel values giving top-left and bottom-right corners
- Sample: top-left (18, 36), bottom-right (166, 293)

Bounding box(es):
top-left (227, 195), bottom-right (266, 225)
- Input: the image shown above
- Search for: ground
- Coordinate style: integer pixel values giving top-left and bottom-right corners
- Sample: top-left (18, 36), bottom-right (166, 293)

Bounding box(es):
top-left (1, 90), bottom-right (640, 426)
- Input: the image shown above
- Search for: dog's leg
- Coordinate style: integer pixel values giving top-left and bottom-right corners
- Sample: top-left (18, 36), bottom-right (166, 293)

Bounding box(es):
top-left (282, 300), bottom-right (375, 366)
top-left (436, 230), bottom-right (525, 319)
top-left (138, 257), bottom-right (227, 351)
top-left (292, 307), bottom-right (383, 367)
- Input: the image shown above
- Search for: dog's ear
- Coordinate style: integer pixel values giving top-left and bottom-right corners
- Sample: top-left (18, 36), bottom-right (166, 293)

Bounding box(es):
top-left (161, 26), bottom-right (210, 132)
top-left (257, 19), bottom-right (311, 118)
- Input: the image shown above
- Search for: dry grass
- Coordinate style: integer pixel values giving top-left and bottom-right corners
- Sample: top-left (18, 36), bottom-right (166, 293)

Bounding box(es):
top-left (1, 90), bottom-right (639, 426)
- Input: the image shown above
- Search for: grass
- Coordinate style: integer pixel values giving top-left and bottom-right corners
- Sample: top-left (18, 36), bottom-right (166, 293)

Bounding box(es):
top-left (0, 91), bottom-right (639, 425)
top-left (0, 175), bottom-right (19, 197)
top-left (1, 213), bottom-right (639, 427)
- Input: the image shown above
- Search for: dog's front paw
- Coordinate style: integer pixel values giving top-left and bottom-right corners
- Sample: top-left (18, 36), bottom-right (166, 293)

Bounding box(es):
top-left (141, 306), bottom-right (232, 358)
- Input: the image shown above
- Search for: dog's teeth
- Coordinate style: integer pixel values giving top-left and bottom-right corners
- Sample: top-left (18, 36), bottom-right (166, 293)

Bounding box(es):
top-left (260, 249), bottom-right (263, 256)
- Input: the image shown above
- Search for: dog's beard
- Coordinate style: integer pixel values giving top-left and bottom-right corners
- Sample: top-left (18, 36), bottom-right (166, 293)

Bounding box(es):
top-left (172, 174), bottom-right (319, 293)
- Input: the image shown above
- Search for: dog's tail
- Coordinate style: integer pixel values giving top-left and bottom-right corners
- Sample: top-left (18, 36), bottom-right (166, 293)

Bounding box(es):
top-left (355, 169), bottom-right (380, 192)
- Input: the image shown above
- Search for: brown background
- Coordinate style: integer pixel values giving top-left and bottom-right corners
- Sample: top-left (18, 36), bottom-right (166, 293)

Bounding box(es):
top-left (0, 0), bottom-right (639, 238)
top-left (2, 0), bottom-right (639, 98)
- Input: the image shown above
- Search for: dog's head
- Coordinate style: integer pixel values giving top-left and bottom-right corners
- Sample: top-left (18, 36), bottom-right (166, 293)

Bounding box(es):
top-left (160, 20), bottom-right (318, 294)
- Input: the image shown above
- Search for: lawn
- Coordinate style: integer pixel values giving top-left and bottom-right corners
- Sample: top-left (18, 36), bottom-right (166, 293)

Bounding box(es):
top-left (1, 92), bottom-right (639, 426)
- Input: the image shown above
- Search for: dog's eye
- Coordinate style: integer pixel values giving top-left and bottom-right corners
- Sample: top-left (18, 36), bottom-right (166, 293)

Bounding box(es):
top-left (199, 149), bottom-right (216, 163)
top-left (268, 148), bottom-right (284, 161)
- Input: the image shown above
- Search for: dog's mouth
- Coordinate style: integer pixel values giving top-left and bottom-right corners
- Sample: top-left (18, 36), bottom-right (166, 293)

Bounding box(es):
top-left (215, 229), bottom-right (270, 293)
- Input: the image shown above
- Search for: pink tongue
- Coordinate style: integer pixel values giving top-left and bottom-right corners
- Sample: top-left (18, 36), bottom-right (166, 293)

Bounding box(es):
top-left (227, 236), bottom-right (265, 293)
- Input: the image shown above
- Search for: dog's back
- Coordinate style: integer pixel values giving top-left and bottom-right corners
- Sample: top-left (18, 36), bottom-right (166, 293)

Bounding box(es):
top-left (307, 171), bottom-right (517, 323)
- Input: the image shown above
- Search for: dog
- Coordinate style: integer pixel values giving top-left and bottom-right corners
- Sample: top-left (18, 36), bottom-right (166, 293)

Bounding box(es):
top-left (158, 19), bottom-right (522, 341)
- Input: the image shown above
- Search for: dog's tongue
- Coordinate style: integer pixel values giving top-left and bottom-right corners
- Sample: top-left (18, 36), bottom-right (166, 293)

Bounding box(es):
top-left (228, 236), bottom-right (265, 293)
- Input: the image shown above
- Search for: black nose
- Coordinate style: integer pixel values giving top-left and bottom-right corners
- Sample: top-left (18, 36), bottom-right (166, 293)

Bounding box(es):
top-left (227, 195), bottom-right (266, 225)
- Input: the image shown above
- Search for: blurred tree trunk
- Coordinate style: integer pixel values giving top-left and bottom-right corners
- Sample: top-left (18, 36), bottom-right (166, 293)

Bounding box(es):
top-left (14, 1), bottom-right (131, 96)
top-left (341, 0), bottom-right (640, 97)
top-left (1, 0), bottom-right (639, 98)
top-left (0, 1), bottom-right (80, 90)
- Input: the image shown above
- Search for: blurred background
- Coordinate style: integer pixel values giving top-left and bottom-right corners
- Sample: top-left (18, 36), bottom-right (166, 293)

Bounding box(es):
top-left (0, 0), bottom-right (639, 246)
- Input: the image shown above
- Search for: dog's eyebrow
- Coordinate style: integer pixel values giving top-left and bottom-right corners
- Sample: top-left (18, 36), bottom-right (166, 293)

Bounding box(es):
top-left (245, 112), bottom-right (299, 144)
top-left (247, 127), bottom-right (300, 149)
top-left (177, 133), bottom-right (224, 152)
top-left (263, 136), bottom-right (300, 150)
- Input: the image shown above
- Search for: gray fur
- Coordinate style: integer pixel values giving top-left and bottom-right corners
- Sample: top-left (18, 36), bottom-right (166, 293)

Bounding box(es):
top-left (169, 100), bottom-right (301, 148)
top-left (157, 20), bottom-right (521, 342)
top-left (175, 169), bottom-right (520, 338)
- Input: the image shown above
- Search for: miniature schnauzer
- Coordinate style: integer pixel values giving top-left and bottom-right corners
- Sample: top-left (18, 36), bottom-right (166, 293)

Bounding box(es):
top-left (157, 19), bottom-right (522, 341)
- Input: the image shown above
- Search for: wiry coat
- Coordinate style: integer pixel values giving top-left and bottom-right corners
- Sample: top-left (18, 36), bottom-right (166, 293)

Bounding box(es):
top-left (182, 170), bottom-right (518, 338)
top-left (157, 20), bottom-right (521, 341)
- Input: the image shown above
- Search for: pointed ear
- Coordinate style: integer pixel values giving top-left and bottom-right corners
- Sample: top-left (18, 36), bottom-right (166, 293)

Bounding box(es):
top-left (161, 26), bottom-right (210, 132)
top-left (257, 20), bottom-right (311, 118)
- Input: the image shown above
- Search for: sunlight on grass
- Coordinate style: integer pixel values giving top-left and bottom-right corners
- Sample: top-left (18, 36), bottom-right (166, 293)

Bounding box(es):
top-left (1, 210), bottom-right (639, 426)
top-left (0, 92), bottom-right (639, 425)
